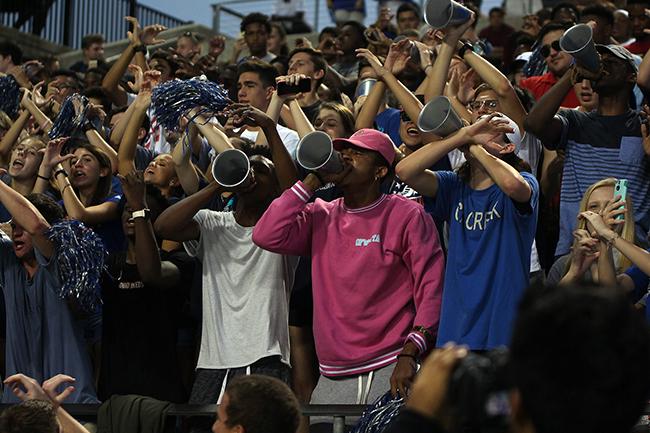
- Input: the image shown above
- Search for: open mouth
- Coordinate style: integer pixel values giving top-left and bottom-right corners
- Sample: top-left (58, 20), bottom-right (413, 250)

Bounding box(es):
top-left (73, 170), bottom-right (86, 180)
top-left (11, 159), bottom-right (24, 169)
top-left (406, 126), bottom-right (420, 137)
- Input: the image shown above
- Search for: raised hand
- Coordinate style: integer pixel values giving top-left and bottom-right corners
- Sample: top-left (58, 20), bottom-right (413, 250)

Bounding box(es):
top-left (384, 39), bottom-right (412, 76)
top-left (30, 81), bottom-right (56, 109)
top-left (42, 374), bottom-right (77, 408)
top-left (3, 374), bottom-right (50, 402)
top-left (140, 24), bottom-right (167, 46)
top-left (125, 16), bottom-right (142, 47)
top-left (127, 64), bottom-right (144, 94)
top-left (134, 70), bottom-right (161, 109)
top-left (118, 170), bottom-right (147, 209)
top-left (222, 103), bottom-right (273, 129)
top-left (356, 48), bottom-right (389, 78)
top-left (457, 69), bottom-right (477, 105)
top-left (40, 137), bottom-right (74, 171)
top-left (275, 73), bottom-right (310, 100)
top-left (86, 103), bottom-right (106, 124)
top-left (464, 113), bottom-right (514, 146)
top-left (442, 12), bottom-right (476, 45)
top-left (567, 228), bottom-right (600, 278)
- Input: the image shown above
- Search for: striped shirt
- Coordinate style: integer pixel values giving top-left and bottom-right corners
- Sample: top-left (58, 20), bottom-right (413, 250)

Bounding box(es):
top-left (552, 109), bottom-right (650, 256)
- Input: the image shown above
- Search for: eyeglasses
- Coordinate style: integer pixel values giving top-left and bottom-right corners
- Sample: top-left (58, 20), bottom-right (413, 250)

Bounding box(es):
top-left (540, 40), bottom-right (562, 58)
top-left (400, 110), bottom-right (412, 122)
top-left (468, 99), bottom-right (498, 110)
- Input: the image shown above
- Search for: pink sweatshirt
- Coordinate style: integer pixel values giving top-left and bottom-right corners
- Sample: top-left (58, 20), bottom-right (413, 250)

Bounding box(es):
top-left (252, 181), bottom-right (445, 377)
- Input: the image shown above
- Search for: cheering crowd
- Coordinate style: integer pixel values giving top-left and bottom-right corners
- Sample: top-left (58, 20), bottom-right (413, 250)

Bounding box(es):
top-left (0, 1), bottom-right (649, 432)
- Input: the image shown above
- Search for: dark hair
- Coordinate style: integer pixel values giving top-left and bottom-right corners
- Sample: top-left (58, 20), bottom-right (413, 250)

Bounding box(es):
top-left (225, 375), bottom-right (300, 433)
top-left (0, 399), bottom-right (58, 433)
top-left (236, 136), bottom-right (273, 159)
top-left (84, 86), bottom-right (111, 112)
top-left (66, 140), bottom-right (113, 205)
top-left (289, 47), bottom-right (328, 86)
top-left (627, 0), bottom-right (650, 6)
top-left (511, 284), bottom-right (650, 433)
top-left (537, 21), bottom-right (573, 43)
top-left (341, 21), bottom-right (368, 46)
top-left (178, 31), bottom-right (200, 45)
top-left (51, 69), bottom-right (83, 91)
top-left (149, 51), bottom-right (180, 75)
top-left (489, 7), bottom-right (505, 16)
top-left (0, 41), bottom-right (23, 65)
top-left (241, 12), bottom-right (271, 34)
top-left (237, 59), bottom-right (279, 89)
top-left (319, 27), bottom-right (339, 42)
top-left (81, 33), bottom-right (104, 50)
top-left (27, 193), bottom-right (64, 225)
top-left (551, 2), bottom-right (579, 21)
top-left (581, 4), bottom-right (615, 26)
top-left (397, 2), bottom-right (421, 18)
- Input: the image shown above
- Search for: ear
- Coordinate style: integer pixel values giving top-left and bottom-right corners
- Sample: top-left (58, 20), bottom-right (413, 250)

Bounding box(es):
top-left (314, 69), bottom-right (325, 83)
top-left (99, 167), bottom-right (111, 178)
top-left (375, 165), bottom-right (388, 180)
top-left (169, 176), bottom-right (179, 187)
top-left (266, 86), bottom-right (275, 101)
top-left (498, 142), bottom-right (516, 154)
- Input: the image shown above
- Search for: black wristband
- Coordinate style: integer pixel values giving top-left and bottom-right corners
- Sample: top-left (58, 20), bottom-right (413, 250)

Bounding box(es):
top-left (54, 168), bottom-right (68, 179)
top-left (133, 44), bottom-right (147, 54)
top-left (37, 174), bottom-right (50, 181)
top-left (458, 42), bottom-right (474, 58)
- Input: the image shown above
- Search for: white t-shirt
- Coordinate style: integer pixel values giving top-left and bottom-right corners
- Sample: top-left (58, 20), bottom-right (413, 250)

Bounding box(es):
top-left (184, 211), bottom-right (298, 369)
top-left (240, 124), bottom-right (300, 158)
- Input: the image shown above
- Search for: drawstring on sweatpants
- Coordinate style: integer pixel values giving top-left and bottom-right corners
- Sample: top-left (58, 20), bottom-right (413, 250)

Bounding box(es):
top-left (217, 365), bottom-right (253, 404)
top-left (355, 370), bottom-right (375, 404)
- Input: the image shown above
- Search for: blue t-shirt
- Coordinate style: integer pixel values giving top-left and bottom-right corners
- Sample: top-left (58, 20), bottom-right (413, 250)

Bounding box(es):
top-left (375, 108), bottom-right (402, 148)
top-left (551, 109), bottom-right (650, 256)
top-left (425, 171), bottom-right (539, 349)
top-left (0, 237), bottom-right (98, 403)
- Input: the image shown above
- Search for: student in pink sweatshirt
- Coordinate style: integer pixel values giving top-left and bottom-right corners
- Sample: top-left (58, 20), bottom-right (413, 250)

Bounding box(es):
top-left (252, 128), bottom-right (445, 405)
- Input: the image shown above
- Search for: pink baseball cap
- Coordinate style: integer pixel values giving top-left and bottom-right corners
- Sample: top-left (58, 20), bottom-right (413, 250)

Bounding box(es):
top-left (332, 129), bottom-right (396, 165)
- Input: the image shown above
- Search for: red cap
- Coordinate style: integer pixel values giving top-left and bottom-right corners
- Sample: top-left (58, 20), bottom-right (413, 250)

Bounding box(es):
top-left (332, 129), bottom-right (396, 165)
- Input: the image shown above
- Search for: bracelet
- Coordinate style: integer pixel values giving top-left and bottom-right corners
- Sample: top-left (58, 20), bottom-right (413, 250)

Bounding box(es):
top-left (61, 183), bottom-right (72, 194)
top-left (133, 44), bottom-right (147, 54)
top-left (54, 168), bottom-right (68, 178)
top-left (413, 325), bottom-right (434, 344)
top-left (424, 64), bottom-right (433, 72)
top-left (458, 41), bottom-right (474, 58)
top-left (37, 174), bottom-right (50, 181)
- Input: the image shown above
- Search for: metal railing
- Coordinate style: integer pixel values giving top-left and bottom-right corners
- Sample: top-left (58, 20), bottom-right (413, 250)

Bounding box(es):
top-left (0, 0), bottom-right (188, 49)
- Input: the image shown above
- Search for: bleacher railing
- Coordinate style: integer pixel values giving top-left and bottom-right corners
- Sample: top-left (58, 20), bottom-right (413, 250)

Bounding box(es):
top-left (0, 0), bottom-right (188, 49)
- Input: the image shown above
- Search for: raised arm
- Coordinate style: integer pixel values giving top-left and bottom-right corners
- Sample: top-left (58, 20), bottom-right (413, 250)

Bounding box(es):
top-left (226, 104), bottom-right (299, 190)
top-left (0, 109), bottom-right (29, 165)
top-left (171, 124), bottom-right (200, 196)
top-left (288, 99), bottom-right (315, 138)
top-left (461, 48), bottom-right (527, 130)
top-left (154, 181), bottom-right (221, 242)
top-left (120, 170), bottom-right (179, 287)
top-left (524, 70), bottom-right (572, 145)
top-left (118, 70), bottom-right (159, 176)
top-left (0, 172), bottom-right (53, 258)
top-left (424, 16), bottom-right (476, 102)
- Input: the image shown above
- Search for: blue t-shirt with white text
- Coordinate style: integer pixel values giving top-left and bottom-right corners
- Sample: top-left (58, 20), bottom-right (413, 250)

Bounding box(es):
top-left (425, 171), bottom-right (539, 349)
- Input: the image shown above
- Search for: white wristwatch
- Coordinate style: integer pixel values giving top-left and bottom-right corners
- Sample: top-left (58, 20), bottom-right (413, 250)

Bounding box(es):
top-left (131, 208), bottom-right (151, 220)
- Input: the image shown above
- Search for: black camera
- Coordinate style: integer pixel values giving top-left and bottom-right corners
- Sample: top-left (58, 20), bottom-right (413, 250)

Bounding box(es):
top-left (446, 348), bottom-right (512, 433)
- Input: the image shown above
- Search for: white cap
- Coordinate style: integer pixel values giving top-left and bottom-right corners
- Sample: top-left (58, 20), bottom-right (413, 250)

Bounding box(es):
top-left (478, 113), bottom-right (522, 151)
top-left (515, 51), bottom-right (533, 63)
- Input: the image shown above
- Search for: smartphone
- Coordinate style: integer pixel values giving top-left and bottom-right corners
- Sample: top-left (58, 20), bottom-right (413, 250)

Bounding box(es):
top-left (277, 77), bottom-right (311, 96)
top-left (614, 179), bottom-right (628, 221)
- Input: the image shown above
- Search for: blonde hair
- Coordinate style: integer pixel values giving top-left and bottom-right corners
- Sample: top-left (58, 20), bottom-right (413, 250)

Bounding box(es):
top-left (575, 178), bottom-right (635, 272)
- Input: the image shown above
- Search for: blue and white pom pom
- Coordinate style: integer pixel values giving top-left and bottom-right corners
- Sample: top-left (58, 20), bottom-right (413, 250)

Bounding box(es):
top-left (49, 94), bottom-right (89, 139)
top-left (46, 220), bottom-right (105, 313)
top-left (0, 75), bottom-right (20, 118)
top-left (151, 75), bottom-right (230, 131)
top-left (351, 391), bottom-right (404, 433)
